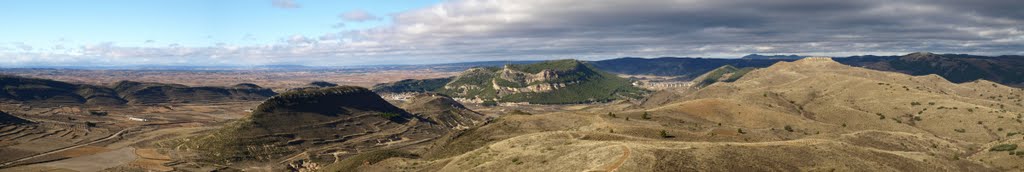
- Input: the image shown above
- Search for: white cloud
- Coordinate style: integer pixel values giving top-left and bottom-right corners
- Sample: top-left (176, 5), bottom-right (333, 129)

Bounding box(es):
top-left (271, 0), bottom-right (300, 9)
top-left (339, 10), bottom-right (381, 22)
top-left (3, 0), bottom-right (1024, 66)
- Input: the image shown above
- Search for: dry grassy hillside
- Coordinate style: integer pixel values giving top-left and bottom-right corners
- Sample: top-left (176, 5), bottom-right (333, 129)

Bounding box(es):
top-left (350, 57), bottom-right (1024, 171)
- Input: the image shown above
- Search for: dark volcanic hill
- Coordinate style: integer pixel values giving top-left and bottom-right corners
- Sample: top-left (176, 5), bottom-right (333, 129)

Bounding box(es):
top-left (114, 81), bottom-right (275, 104)
top-left (0, 75), bottom-right (276, 106)
top-left (0, 75), bottom-right (125, 105)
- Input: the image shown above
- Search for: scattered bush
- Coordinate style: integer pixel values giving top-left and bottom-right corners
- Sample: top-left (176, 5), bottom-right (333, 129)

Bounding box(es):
top-left (481, 100), bottom-right (498, 107)
top-left (989, 144), bottom-right (1018, 152)
top-left (509, 110), bottom-right (532, 115)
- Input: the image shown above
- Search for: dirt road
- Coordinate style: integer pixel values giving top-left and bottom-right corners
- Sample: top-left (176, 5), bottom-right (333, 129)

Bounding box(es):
top-left (0, 127), bottom-right (134, 168)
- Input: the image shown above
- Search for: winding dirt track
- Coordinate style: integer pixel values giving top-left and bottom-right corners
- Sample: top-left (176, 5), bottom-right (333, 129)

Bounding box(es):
top-left (604, 145), bottom-right (631, 172)
top-left (0, 127), bottom-right (134, 168)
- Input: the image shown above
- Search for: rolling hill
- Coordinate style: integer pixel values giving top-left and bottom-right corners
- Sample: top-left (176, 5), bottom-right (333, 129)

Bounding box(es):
top-left (165, 86), bottom-right (490, 170)
top-left (348, 57), bottom-right (1024, 171)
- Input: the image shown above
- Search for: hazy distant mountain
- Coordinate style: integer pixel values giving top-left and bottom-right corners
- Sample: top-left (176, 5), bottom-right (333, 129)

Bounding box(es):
top-left (587, 57), bottom-right (792, 79)
top-left (586, 53), bottom-right (1024, 88)
top-left (0, 75), bottom-right (276, 106)
top-left (741, 54), bottom-right (807, 60)
top-left (836, 52), bottom-right (1024, 87)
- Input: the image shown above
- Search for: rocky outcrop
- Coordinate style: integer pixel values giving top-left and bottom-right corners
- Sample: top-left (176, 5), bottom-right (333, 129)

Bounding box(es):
top-left (377, 59), bottom-right (645, 104)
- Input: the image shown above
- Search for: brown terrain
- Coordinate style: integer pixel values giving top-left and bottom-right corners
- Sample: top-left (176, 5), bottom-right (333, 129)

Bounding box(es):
top-left (0, 68), bottom-right (458, 92)
top-left (0, 58), bottom-right (1022, 171)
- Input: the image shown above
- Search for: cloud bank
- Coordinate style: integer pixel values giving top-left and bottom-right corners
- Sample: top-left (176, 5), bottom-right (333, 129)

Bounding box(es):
top-left (4, 0), bottom-right (1023, 66)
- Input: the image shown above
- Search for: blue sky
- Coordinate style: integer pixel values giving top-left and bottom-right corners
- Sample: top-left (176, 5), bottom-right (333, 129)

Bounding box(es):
top-left (1, 0), bottom-right (1022, 66)
top-left (0, 0), bottom-right (438, 48)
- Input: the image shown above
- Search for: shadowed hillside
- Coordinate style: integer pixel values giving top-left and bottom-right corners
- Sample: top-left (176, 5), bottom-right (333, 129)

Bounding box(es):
top-left (0, 75), bottom-right (125, 105)
top-left (114, 81), bottom-right (276, 104)
top-left (0, 75), bottom-right (276, 106)
top-left (0, 111), bottom-right (31, 125)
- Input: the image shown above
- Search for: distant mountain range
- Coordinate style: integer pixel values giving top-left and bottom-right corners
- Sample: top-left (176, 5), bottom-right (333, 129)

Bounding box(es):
top-left (590, 53), bottom-right (1024, 87)
top-left (741, 54), bottom-right (808, 60)
top-left (0, 75), bottom-right (276, 105)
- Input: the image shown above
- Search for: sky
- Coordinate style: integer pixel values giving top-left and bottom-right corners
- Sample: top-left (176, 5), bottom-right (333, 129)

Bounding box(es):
top-left (1, 0), bottom-right (1022, 67)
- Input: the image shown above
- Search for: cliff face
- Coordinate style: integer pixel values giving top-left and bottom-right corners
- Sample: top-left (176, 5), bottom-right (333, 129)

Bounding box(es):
top-left (374, 60), bottom-right (646, 104)
top-left (452, 60), bottom-right (645, 104)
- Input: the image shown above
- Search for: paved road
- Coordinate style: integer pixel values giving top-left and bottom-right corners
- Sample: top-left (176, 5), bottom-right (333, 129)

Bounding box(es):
top-left (0, 127), bottom-right (134, 168)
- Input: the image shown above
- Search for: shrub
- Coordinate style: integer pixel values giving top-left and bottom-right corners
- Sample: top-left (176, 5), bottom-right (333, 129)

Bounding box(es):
top-left (380, 112), bottom-right (401, 119)
top-left (509, 110), bottom-right (532, 115)
top-left (641, 112), bottom-right (651, 119)
top-left (784, 125), bottom-right (794, 132)
top-left (738, 128), bottom-right (746, 134)
top-left (659, 130), bottom-right (670, 138)
top-left (954, 128), bottom-right (966, 133)
top-left (481, 100), bottom-right (498, 107)
top-left (990, 144), bottom-right (1018, 152)
top-left (607, 112), bottom-right (617, 118)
